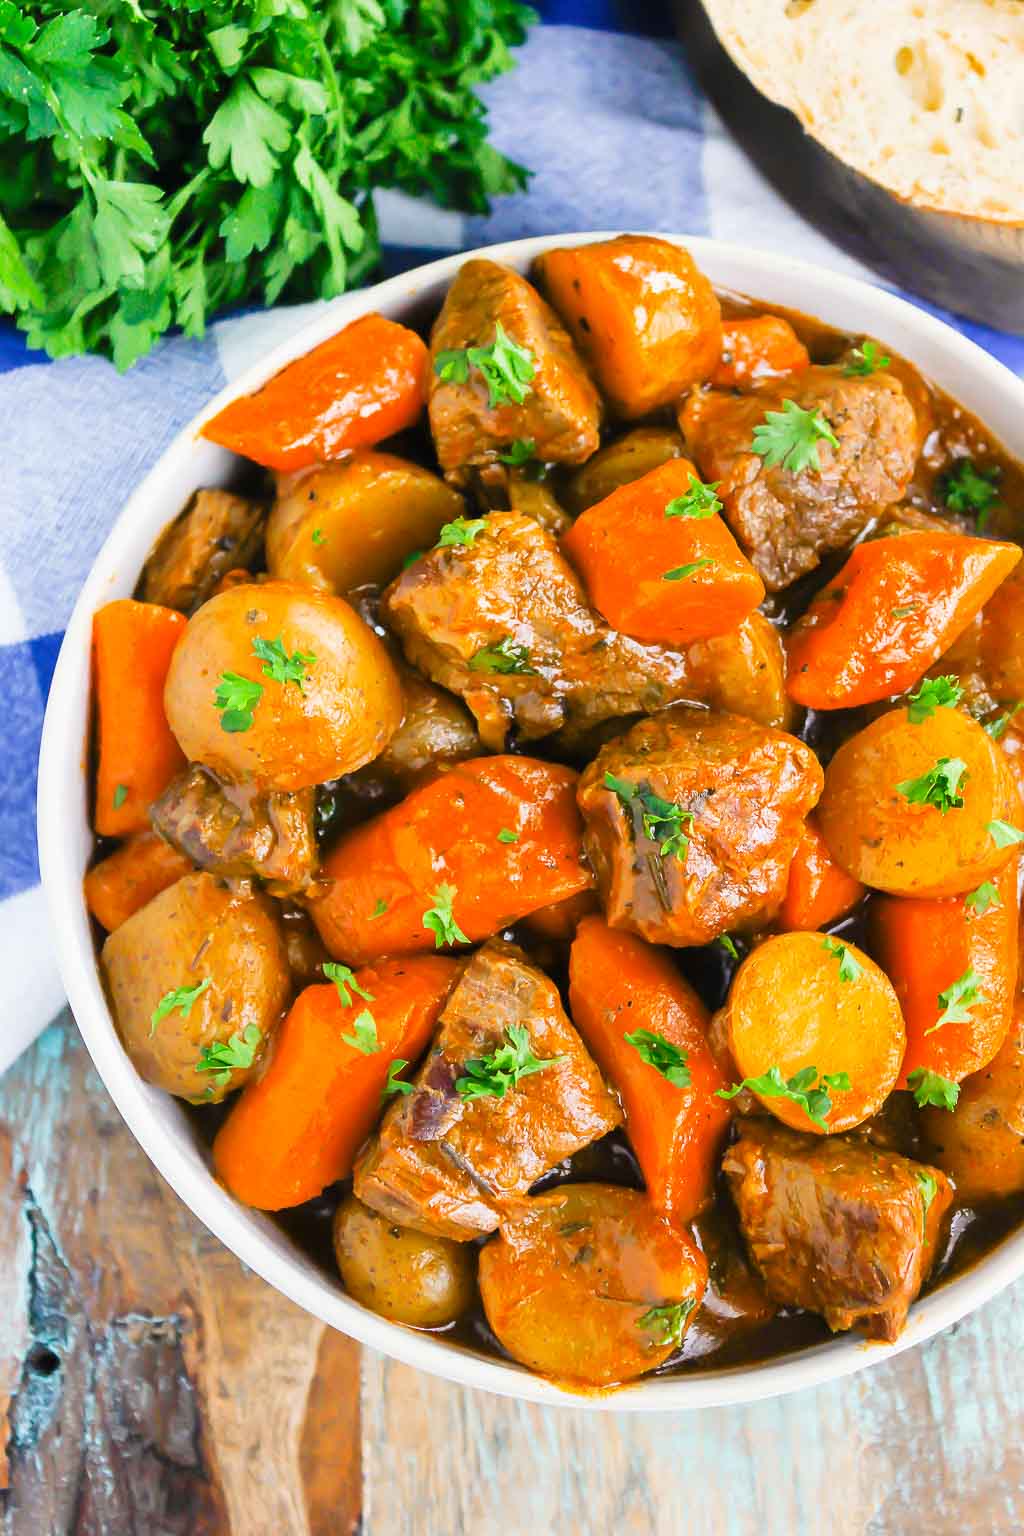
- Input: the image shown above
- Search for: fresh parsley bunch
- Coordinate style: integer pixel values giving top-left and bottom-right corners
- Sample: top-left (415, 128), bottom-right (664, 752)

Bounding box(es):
top-left (0, 0), bottom-right (536, 369)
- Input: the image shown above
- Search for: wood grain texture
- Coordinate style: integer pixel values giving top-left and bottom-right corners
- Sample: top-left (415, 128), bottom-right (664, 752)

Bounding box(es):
top-left (2, 1012), bottom-right (1023, 1534)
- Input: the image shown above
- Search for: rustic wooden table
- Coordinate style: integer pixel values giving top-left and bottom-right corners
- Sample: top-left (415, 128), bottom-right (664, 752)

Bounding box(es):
top-left (2, 1012), bottom-right (1022, 1536)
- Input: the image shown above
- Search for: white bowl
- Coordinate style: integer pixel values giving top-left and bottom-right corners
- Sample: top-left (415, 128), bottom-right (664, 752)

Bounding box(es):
top-left (38, 232), bottom-right (1024, 1410)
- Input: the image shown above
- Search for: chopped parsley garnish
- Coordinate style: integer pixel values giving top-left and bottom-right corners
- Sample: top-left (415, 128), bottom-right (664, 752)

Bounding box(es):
top-left (402, 550), bottom-right (424, 570)
top-left (623, 1028), bottom-right (691, 1088)
top-left (369, 898), bottom-right (388, 920)
top-left (985, 703), bottom-right (1023, 740)
top-left (637, 1298), bottom-right (696, 1349)
top-left (965, 880), bottom-right (1001, 915)
top-left (497, 828), bottom-right (518, 844)
top-left (150, 978), bottom-right (210, 1037)
top-left (663, 556), bottom-right (716, 583)
top-left (214, 671), bottom-right (263, 733)
top-left (988, 820), bottom-right (1024, 848)
top-left (891, 603), bottom-right (920, 619)
top-left (717, 1065), bottom-right (850, 1131)
top-left (422, 883), bottom-right (469, 948)
top-left (942, 459), bottom-right (1001, 524)
top-left (323, 961), bottom-right (374, 1009)
top-left (499, 438), bottom-right (536, 467)
top-left (455, 1023), bottom-right (564, 1101)
top-left (311, 527), bottom-right (326, 546)
top-left (907, 1067), bottom-right (959, 1111)
top-left (604, 772), bottom-right (695, 860)
top-left (916, 1170), bottom-right (938, 1237)
top-left (906, 675), bottom-right (963, 724)
top-left (252, 634), bottom-right (315, 690)
top-left (196, 1023), bottom-right (261, 1089)
top-left (434, 322), bottom-right (536, 408)
top-left (896, 756), bottom-right (967, 813)
top-left (341, 1008), bottom-right (379, 1055)
top-left (469, 636), bottom-right (537, 675)
top-left (383, 1058), bottom-right (413, 1099)
top-left (718, 934), bottom-right (740, 961)
top-left (112, 783), bottom-right (128, 810)
top-left (822, 937), bottom-right (862, 982)
top-left (843, 340), bottom-right (890, 376)
top-left (926, 965), bottom-right (985, 1035)
top-left (751, 399), bottom-right (839, 475)
top-left (664, 476), bottom-right (722, 520)
top-left (438, 515), bottom-right (488, 548)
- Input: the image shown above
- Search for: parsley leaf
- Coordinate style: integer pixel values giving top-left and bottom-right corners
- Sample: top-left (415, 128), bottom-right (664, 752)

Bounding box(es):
top-left (985, 702), bottom-right (1024, 740)
top-left (112, 783), bottom-right (128, 810)
top-left (214, 671), bottom-right (263, 733)
top-left (499, 438), bottom-right (536, 467)
top-left (663, 557), bottom-right (716, 583)
top-left (497, 828), bottom-right (518, 844)
top-left (624, 1029), bottom-right (691, 1088)
top-left (435, 322), bottom-right (536, 408)
top-left (383, 1058), bottom-right (413, 1099)
top-left (637, 1298), bottom-right (696, 1349)
top-left (455, 1023), bottom-right (565, 1100)
top-left (150, 978), bottom-right (210, 1037)
top-left (927, 965), bottom-right (985, 1034)
top-left (906, 675), bottom-right (963, 724)
top-left (422, 884), bottom-right (469, 949)
top-left (717, 1065), bottom-right (851, 1131)
top-left (822, 937), bottom-right (862, 982)
top-left (988, 820), bottom-right (1024, 848)
top-left (469, 636), bottom-right (537, 675)
top-left (942, 459), bottom-right (1001, 522)
top-left (252, 634), bottom-right (315, 690)
top-left (844, 340), bottom-right (890, 376)
top-left (907, 1067), bottom-right (960, 1111)
top-left (196, 1023), bottom-right (261, 1089)
top-left (718, 934), bottom-right (740, 961)
top-left (664, 476), bottom-right (722, 519)
top-left (311, 527), bottom-right (326, 546)
top-left (891, 603), bottom-right (920, 619)
top-left (604, 772), bottom-right (694, 860)
top-left (341, 1008), bottom-right (379, 1055)
top-left (369, 898), bottom-right (388, 920)
top-left (965, 881), bottom-right (1000, 916)
top-left (323, 962), bottom-right (374, 1009)
top-left (751, 399), bottom-right (839, 475)
top-left (916, 1170), bottom-right (938, 1237)
top-left (438, 515), bottom-right (488, 548)
top-left (896, 757), bottom-right (967, 813)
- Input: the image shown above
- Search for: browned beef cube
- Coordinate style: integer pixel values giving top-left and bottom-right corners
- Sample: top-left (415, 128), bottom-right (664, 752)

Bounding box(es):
top-left (680, 368), bottom-right (918, 590)
top-left (141, 489), bottom-right (265, 613)
top-left (150, 765), bottom-right (317, 895)
top-left (577, 706), bottom-right (822, 946)
top-left (353, 940), bottom-right (622, 1241)
top-left (723, 1120), bottom-right (953, 1341)
top-left (429, 260), bottom-right (602, 483)
top-left (382, 509), bottom-right (696, 750)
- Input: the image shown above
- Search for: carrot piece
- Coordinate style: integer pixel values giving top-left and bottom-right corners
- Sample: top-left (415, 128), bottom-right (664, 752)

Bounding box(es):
top-left (201, 314), bottom-right (429, 472)
top-left (711, 316), bottom-right (810, 389)
top-left (787, 533), bottom-right (1021, 709)
top-left (561, 458), bottom-right (765, 645)
top-left (870, 856), bottom-right (1019, 1088)
top-left (569, 917), bottom-right (732, 1220)
top-left (721, 931), bottom-right (906, 1134)
top-left (311, 756), bottom-right (593, 965)
top-left (213, 955), bottom-right (458, 1210)
top-left (818, 704), bottom-right (1023, 897)
top-left (778, 814), bottom-right (866, 931)
top-left (84, 831), bottom-right (193, 932)
top-left (93, 599), bottom-right (187, 837)
top-left (979, 560), bottom-right (1024, 702)
top-left (534, 235), bottom-right (721, 418)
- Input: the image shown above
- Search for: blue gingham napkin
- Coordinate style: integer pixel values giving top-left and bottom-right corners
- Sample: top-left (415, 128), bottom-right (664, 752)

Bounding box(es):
top-left (4, 1), bottom-right (1023, 1075)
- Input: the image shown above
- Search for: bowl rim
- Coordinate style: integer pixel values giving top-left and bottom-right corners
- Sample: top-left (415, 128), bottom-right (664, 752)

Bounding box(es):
top-left (38, 230), bottom-right (1024, 1411)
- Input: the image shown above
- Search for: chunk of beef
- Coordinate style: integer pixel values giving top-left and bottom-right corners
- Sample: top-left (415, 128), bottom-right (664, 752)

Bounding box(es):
top-left (723, 1120), bottom-right (952, 1341)
top-left (348, 669), bottom-right (480, 801)
top-left (680, 368), bottom-right (918, 590)
top-left (141, 489), bottom-right (265, 613)
top-left (383, 510), bottom-right (697, 750)
top-left (150, 764), bottom-right (317, 896)
top-left (429, 259), bottom-right (601, 484)
top-left (577, 706), bottom-right (822, 946)
top-left (353, 940), bottom-right (622, 1240)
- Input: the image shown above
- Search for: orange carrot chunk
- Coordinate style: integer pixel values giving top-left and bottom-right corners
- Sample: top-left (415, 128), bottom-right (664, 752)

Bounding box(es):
top-left (310, 756), bottom-right (593, 965)
top-left (93, 599), bottom-right (187, 837)
top-left (711, 316), bottom-right (810, 390)
top-left (787, 532), bottom-right (1021, 710)
top-left (84, 832), bottom-right (193, 932)
top-left (561, 458), bottom-right (765, 646)
top-left (778, 814), bottom-right (866, 932)
top-left (201, 314), bottom-right (429, 472)
top-left (870, 856), bottom-right (1019, 1088)
top-left (569, 917), bottom-right (732, 1221)
top-left (213, 955), bottom-right (459, 1210)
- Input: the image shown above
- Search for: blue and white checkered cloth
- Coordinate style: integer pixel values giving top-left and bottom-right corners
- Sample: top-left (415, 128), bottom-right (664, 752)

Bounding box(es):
top-left (4, 1), bottom-right (1023, 1075)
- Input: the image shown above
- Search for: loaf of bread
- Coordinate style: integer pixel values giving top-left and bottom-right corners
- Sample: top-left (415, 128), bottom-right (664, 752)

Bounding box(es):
top-left (699, 0), bottom-right (1024, 223)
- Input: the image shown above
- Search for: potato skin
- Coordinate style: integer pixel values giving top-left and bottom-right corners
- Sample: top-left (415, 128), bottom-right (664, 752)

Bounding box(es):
top-left (101, 872), bottom-right (289, 1101)
top-left (164, 580), bottom-right (403, 790)
top-left (268, 453), bottom-right (464, 595)
top-left (333, 1194), bottom-right (476, 1328)
top-left (922, 998), bottom-right (1024, 1203)
top-left (563, 427), bottom-right (686, 517)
